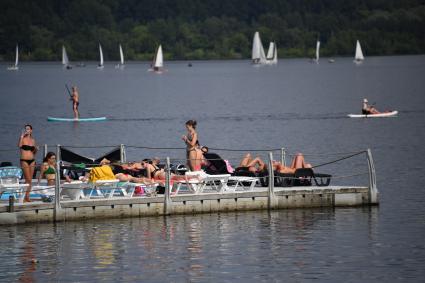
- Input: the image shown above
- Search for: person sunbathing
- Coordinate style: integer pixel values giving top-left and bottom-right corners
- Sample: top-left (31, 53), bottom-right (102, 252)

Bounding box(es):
top-left (80, 159), bottom-right (154, 185)
top-left (237, 153), bottom-right (267, 173)
top-left (139, 160), bottom-right (201, 184)
top-left (237, 153), bottom-right (311, 174)
top-left (272, 153), bottom-right (312, 174)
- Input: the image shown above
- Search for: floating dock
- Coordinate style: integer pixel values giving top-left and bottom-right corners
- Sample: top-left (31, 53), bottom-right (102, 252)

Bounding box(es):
top-left (0, 185), bottom-right (376, 225)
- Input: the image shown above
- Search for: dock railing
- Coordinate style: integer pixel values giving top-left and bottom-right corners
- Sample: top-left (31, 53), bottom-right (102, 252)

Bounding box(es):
top-left (2, 144), bottom-right (378, 217)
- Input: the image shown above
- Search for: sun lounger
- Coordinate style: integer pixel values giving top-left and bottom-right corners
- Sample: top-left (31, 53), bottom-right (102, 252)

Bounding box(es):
top-left (123, 182), bottom-right (159, 197)
top-left (61, 181), bottom-right (88, 200)
top-left (172, 171), bottom-right (230, 194)
top-left (87, 179), bottom-right (120, 198)
top-left (227, 176), bottom-right (258, 191)
top-left (0, 167), bottom-right (29, 203)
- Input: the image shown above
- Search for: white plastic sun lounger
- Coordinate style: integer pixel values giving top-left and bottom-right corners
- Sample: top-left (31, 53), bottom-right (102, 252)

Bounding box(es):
top-left (61, 181), bottom-right (88, 200)
top-left (227, 176), bottom-right (258, 192)
top-left (123, 182), bottom-right (159, 197)
top-left (87, 179), bottom-right (120, 198)
top-left (0, 167), bottom-right (29, 203)
top-left (172, 171), bottom-right (230, 194)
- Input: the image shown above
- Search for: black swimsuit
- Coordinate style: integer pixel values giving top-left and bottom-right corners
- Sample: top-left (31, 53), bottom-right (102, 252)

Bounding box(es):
top-left (20, 145), bottom-right (36, 165)
top-left (151, 166), bottom-right (161, 178)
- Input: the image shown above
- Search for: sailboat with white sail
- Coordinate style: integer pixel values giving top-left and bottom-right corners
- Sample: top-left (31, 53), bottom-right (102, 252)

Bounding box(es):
top-left (265, 42), bottom-right (278, 65)
top-left (252, 31), bottom-right (266, 65)
top-left (97, 44), bottom-right (104, 69)
top-left (7, 44), bottom-right (19, 70)
top-left (150, 44), bottom-right (164, 73)
top-left (115, 44), bottom-right (124, 69)
top-left (354, 40), bottom-right (364, 63)
top-left (314, 40), bottom-right (320, 63)
top-left (62, 46), bottom-right (72, 69)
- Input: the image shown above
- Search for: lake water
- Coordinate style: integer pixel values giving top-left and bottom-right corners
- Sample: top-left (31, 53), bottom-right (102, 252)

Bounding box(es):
top-left (0, 56), bottom-right (424, 282)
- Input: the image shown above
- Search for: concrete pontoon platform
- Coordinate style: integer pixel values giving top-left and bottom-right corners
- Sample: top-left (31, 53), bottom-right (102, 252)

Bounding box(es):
top-left (0, 186), bottom-right (375, 225)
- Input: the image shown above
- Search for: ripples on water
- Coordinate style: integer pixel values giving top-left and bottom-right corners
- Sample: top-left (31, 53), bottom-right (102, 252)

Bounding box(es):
top-left (0, 207), bottom-right (423, 282)
top-left (0, 56), bottom-right (425, 281)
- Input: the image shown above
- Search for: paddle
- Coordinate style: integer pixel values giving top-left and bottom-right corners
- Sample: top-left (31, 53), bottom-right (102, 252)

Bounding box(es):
top-left (65, 84), bottom-right (72, 98)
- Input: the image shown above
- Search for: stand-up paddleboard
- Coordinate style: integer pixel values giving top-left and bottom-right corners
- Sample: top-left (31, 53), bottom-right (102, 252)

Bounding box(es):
top-left (48, 117), bottom-right (107, 122)
top-left (348, 111), bottom-right (398, 118)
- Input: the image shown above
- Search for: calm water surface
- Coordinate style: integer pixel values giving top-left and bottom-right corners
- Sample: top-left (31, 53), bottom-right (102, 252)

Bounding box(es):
top-left (0, 56), bottom-right (424, 282)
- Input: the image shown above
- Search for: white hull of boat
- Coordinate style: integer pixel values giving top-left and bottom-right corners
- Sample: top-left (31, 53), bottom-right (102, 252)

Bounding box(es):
top-left (348, 111), bottom-right (398, 118)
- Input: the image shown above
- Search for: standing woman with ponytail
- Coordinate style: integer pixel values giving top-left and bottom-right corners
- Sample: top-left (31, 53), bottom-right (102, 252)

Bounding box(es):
top-left (182, 120), bottom-right (202, 171)
top-left (18, 124), bottom-right (38, 202)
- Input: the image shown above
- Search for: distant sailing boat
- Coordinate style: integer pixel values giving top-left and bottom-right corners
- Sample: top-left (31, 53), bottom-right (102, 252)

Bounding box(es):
top-left (150, 44), bottom-right (164, 73)
top-left (252, 31), bottom-right (266, 65)
top-left (62, 46), bottom-right (72, 69)
top-left (315, 40), bottom-right (320, 63)
top-left (265, 42), bottom-right (278, 65)
top-left (354, 40), bottom-right (364, 63)
top-left (97, 44), bottom-right (104, 69)
top-left (7, 44), bottom-right (19, 70)
top-left (115, 44), bottom-right (124, 69)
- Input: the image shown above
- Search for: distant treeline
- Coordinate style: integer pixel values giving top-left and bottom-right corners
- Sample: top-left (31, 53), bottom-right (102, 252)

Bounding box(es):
top-left (1, 0), bottom-right (424, 61)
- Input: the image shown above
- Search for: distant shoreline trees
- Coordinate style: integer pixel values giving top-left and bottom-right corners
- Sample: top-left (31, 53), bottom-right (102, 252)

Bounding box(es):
top-left (0, 0), bottom-right (424, 61)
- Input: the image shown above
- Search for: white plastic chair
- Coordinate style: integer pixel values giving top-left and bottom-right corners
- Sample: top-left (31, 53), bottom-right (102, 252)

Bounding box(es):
top-left (0, 167), bottom-right (28, 203)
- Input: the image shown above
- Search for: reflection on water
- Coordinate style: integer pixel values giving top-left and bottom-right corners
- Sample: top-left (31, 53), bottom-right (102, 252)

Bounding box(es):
top-left (0, 208), bottom-right (390, 282)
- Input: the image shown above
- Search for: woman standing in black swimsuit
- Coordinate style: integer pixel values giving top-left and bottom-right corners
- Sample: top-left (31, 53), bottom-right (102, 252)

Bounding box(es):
top-left (18, 124), bottom-right (38, 202)
top-left (182, 120), bottom-right (202, 171)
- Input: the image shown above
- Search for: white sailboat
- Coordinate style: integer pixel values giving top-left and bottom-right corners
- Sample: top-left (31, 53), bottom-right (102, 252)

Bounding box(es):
top-left (315, 40), bottom-right (320, 63)
top-left (115, 44), bottom-right (124, 69)
top-left (62, 46), bottom-right (72, 69)
top-left (7, 44), bottom-right (19, 70)
top-left (266, 42), bottom-right (278, 65)
top-left (252, 31), bottom-right (266, 65)
top-left (97, 44), bottom-right (104, 69)
top-left (354, 40), bottom-right (364, 63)
top-left (150, 44), bottom-right (164, 73)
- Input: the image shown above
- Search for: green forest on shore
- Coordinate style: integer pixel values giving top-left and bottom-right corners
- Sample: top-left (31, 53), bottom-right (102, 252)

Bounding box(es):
top-left (1, 0), bottom-right (424, 61)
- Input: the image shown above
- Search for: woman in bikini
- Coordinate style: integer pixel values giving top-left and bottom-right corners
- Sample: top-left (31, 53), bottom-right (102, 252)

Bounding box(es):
top-left (237, 152), bottom-right (311, 174)
top-left (18, 124), bottom-right (38, 202)
top-left (237, 153), bottom-right (267, 173)
top-left (39, 152), bottom-right (56, 186)
top-left (182, 120), bottom-right (203, 171)
top-left (140, 160), bottom-right (200, 185)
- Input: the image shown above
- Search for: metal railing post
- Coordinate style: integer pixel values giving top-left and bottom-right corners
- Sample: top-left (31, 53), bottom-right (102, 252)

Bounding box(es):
top-left (164, 157), bottom-right (172, 215)
top-left (54, 144), bottom-right (62, 221)
top-left (281, 147), bottom-right (286, 166)
top-left (120, 144), bottom-right (126, 163)
top-left (43, 144), bottom-right (48, 158)
top-left (268, 152), bottom-right (276, 209)
top-left (366, 149), bottom-right (378, 204)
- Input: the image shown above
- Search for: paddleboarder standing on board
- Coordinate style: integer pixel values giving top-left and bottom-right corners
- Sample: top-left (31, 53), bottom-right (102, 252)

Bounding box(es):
top-left (71, 86), bottom-right (79, 119)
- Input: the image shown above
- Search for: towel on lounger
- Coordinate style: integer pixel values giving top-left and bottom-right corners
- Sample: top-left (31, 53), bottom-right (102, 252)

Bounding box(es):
top-left (89, 165), bottom-right (115, 182)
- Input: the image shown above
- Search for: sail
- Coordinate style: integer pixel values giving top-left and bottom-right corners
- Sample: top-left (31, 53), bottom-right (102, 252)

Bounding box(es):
top-left (252, 32), bottom-right (266, 64)
top-left (266, 42), bottom-right (278, 65)
top-left (14, 44), bottom-right (19, 67)
top-left (355, 40), bottom-right (364, 61)
top-left (119, 44), bottom-right (124, 65)
top-left (62, 46), bottom-right (69, 66)
top-left (154, 45), bottom-right (163, 68)
top-left (266, 42), bottom-right (275, 59)
top-left (99, 44), bottom-right (104, 66)
top-left (315, 41), bottom-right (320, 62)
top-left (271, 43), bottom-right (278, 64)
